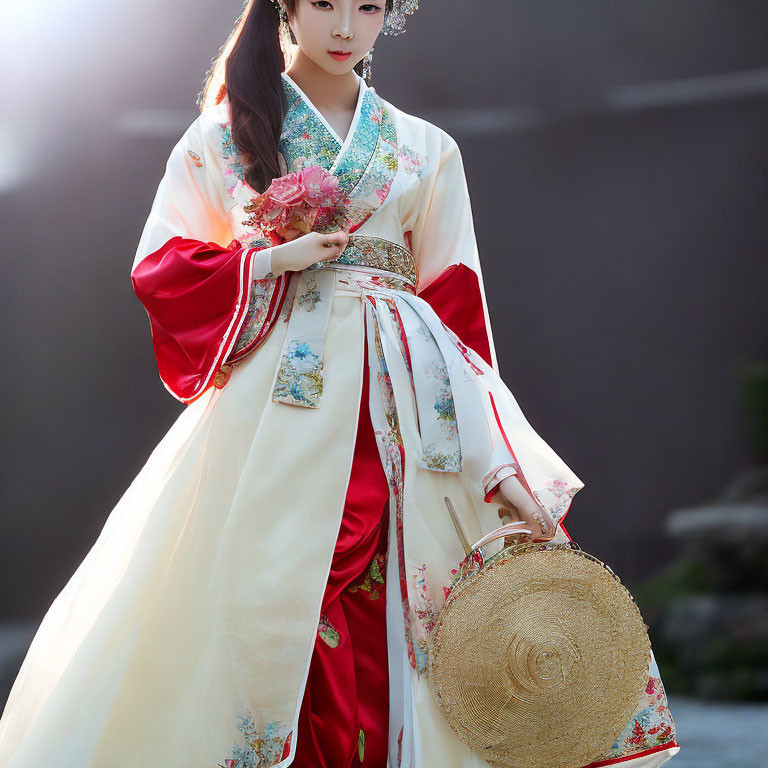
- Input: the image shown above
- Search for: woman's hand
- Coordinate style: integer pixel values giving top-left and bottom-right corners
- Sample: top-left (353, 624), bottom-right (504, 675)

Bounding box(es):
top-left (493, 474), bottom-right (556, 543)
top-left (269, 227), bottom-right (350, 276)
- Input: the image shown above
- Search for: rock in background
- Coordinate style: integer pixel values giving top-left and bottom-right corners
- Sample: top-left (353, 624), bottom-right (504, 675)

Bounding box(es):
top-left (636, 364), bottom-right (768, 700)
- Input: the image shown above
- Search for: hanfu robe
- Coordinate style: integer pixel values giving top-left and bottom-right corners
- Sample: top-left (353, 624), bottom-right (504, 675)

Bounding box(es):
top-left (0, 72), bottom-right (680, 768)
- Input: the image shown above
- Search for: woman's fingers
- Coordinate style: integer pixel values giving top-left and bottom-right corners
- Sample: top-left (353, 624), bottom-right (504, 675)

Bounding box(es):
top-left (521, 505), bottom-right (556, 541)
top-left (496, 475), bottom-right (556, 542)
top-left (319, 230), bottom-right (349, 250)
top-left (497, 499), bottom-right (554, 543)
top-left (318, 233), bottom-right (347, 261)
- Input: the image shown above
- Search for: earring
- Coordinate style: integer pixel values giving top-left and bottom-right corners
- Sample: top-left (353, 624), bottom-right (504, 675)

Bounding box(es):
top-left (361, 47), bottom-right (374, 84)
top-left (274, 3), bottom-right (293, 62)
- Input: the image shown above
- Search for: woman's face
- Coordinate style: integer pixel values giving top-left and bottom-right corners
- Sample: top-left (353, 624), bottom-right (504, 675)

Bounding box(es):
top-left (285, 0), bottom-right (385, 75)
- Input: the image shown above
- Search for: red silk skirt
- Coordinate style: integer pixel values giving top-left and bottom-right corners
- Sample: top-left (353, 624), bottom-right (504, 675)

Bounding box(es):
top-left (291, 333), bottom-right (391, 768)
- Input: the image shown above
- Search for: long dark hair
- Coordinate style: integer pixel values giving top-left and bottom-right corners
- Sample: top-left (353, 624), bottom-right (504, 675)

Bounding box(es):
top-left (198, 0), bottom-right (392, 193)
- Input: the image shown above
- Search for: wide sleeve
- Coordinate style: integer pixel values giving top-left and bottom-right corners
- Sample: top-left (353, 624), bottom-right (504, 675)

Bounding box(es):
top-left (411, 129), bottom-right (499, 375)
top-left (131, 113), bottom-right (287, 404)
top-left (409, 129), bottom-right (578, 515)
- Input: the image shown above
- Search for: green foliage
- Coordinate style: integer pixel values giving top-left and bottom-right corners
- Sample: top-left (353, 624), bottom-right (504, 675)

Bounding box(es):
top-left (737, 360), bottom-right (768, 462)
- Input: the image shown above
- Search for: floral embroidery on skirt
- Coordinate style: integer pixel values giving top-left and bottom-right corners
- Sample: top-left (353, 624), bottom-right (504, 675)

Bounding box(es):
top-left (218, 711), bottom-right (292, 768)
top-left (318, 614), bottom-right (341, 648)
top-left (348, 551), bottom-right (387, 599)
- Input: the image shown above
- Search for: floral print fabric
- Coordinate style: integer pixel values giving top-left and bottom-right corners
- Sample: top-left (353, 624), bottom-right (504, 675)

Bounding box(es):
top-left (271, 270), bottom-right (336, 408)
top-left (277, 73), bottom-right (398, 231)
top-left (218, 711), bottom-right (292, 768)
top-left (591, 654), bottom-right (678, 764)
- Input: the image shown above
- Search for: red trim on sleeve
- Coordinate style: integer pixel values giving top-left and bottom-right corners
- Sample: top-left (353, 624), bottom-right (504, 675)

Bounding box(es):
top-left (131, 236), bottom-right (272, 404)
top-left (483, 485), bottom-right (499, 504)
top-left (417, 263), bottom-right (493, 369)
top-left (226, 271), bottom-right (291, 364)
top-left (487, 389), bottom-right (576, 539)
top-left (487, 390), bottom-right (537, 504)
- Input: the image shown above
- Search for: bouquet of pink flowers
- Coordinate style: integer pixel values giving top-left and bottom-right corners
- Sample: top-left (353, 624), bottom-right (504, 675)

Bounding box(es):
top-left (243, 164), bottom-right (353, 245)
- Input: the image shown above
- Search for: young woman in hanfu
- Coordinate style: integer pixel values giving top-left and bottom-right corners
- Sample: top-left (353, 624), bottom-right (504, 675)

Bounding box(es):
top-left (0, 1), bottom-right (680, 767)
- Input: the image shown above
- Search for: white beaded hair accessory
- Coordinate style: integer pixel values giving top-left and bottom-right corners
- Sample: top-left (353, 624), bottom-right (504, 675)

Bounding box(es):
top-left (383, 0), bottom-right (420, 36)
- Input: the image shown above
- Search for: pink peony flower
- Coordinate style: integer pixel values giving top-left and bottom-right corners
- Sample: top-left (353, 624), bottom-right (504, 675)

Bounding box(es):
top-left (299, 165), bottom-right (343, 207)
top-left (269, 171), bottom-right (308, 207)
top-left (243, 164), bottom-right (351, 245)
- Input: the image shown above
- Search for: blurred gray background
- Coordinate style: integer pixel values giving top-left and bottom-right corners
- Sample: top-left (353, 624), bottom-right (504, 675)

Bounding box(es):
top-left (1, 1), bottom-right (767, 762)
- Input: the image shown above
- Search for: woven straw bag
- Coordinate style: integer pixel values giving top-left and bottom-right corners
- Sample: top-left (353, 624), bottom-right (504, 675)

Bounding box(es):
top-left (428, 498), bottom-right (651, 768)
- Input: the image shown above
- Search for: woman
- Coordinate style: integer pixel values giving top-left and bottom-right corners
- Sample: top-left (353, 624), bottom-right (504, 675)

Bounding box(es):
top-left (0, 1), bottom-right (679, 767)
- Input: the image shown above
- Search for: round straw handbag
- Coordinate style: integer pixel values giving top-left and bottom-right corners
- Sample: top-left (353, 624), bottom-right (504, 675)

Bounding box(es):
top-left (428, 499), bottom-right (651, 768)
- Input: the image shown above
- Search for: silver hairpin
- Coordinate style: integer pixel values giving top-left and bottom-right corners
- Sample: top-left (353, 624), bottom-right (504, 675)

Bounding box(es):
top-left (382, 0), bottom-right (420, 36)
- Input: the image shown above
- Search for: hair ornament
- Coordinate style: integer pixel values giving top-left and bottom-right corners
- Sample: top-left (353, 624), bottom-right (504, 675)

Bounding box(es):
top-left (269, 0), bottom-right (288, 21)
top-left (383, 0), bottom-right (420, 35)
top-left (268, 0), bottom-right (419, 36)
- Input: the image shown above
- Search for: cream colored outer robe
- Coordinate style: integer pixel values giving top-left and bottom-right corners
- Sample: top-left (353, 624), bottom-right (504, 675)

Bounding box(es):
top-left (0, 71), bottom-right (679, 768)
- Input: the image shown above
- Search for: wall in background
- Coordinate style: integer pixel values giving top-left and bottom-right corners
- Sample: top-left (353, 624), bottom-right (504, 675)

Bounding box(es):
top-left (1, 0), bottom-right (767, 619)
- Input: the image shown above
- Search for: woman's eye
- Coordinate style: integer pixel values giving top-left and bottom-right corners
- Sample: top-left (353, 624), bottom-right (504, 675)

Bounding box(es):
top-left (360, 3), bottom-right (382, 11)
top-left (312, 1), bottom-right (333, 8)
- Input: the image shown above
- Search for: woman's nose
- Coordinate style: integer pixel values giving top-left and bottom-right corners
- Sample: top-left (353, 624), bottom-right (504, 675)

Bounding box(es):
top-left (333, 10), bottom-right (354, 39)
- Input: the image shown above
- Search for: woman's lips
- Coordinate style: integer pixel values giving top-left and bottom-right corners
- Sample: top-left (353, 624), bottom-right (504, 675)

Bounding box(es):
top-left (329, 51), bottom-right (352, 61)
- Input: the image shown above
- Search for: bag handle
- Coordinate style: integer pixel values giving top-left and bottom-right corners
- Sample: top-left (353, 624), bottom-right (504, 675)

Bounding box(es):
top-left (470, 522), bottom-right (535, 552)
top-left (443, 496), bottom-right (533, 556)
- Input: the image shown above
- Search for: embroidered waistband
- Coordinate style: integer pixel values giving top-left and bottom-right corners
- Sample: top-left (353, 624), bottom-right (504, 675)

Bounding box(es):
top-left (306, 234), bottom-right (418, 287)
